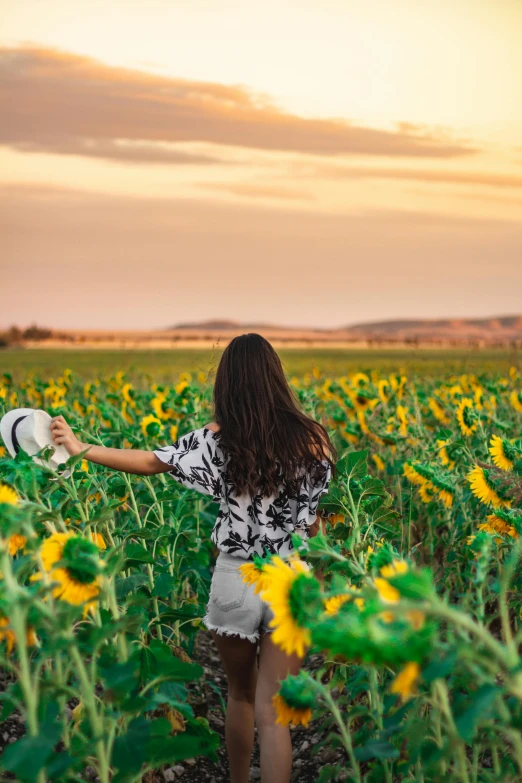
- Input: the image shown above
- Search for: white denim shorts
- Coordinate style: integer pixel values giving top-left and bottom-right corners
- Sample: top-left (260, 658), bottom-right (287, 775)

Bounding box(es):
top-left (203, 551), bottom-right (275, 643)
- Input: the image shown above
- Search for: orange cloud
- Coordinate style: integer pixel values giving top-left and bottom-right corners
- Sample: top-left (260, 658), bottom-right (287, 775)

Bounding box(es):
top-left (290, 163), bottom-right (522, 189)
top-left (8, 137), bottom-right (223, 165)
top-left (199, 182), bottom-right (313, 201)
top-left (0, 46), bottom-right (478, 162)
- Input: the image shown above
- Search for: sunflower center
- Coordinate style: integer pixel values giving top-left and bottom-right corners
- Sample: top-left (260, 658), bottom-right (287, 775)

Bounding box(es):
top-left (279, 674), bottom-right (316, 711)
top-left (502, 440), bottom-right (519, 463)
top-left (462, 405), bottom-right (476, 427)
top-left (61, 537), bottom-right (101, 584)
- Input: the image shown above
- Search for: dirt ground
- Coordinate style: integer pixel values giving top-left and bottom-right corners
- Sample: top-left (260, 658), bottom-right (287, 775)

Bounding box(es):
top-left (0, 632), bottom-right (347, 782)
top-left (166, 631), bottom-right (347, 783)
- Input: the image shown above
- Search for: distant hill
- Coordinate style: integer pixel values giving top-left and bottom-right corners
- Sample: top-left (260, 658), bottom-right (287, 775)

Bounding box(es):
top-left (169, 319), bottom-right (285, 331)
top-left (340, 315), bottom-right (522, 342)
top-left (5, 315), bottom-right (521, 349)
top-left (165, 315), bottom-right (522, 344)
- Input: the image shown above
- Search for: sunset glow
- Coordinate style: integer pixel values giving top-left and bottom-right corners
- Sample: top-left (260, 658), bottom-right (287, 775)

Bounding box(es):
top-left (2, 0), bottom-right (521, 329)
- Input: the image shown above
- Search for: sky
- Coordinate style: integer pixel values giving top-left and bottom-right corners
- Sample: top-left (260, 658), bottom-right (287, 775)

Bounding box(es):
top-left (1, 0), bottom-right (522, 330)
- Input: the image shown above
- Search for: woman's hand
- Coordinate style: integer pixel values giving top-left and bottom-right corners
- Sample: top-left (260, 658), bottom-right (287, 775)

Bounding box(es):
top-left (50, 415), bottom-right (87, 457)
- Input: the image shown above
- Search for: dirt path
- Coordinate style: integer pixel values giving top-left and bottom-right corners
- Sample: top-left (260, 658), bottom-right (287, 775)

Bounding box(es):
top-left (0, 633), bottom-right (347, 782)
top-left (172, 631), bottom-right (347, 783)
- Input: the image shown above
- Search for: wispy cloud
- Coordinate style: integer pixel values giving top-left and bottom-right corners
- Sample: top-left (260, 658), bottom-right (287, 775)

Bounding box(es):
top-left (289, 163), bottom-right (522, 189)
top-left (199, 182), bottom-right (313, 201)
top-left (8, 137), bottom-right (224, 165)
top-left (0, 46), bottom-right (478, 163)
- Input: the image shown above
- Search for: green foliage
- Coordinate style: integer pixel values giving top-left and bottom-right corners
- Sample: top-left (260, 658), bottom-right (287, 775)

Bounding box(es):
top-left (1, 361), bottom-right (521, 782)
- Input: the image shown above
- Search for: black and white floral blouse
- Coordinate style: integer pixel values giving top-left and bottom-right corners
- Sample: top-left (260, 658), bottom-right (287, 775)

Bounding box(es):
top-left (153, 425), bottom-right (332, 560)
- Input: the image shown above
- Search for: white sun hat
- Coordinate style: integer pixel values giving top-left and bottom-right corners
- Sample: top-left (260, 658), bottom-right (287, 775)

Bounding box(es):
top-left (0, 408), bottom-right (70, 471)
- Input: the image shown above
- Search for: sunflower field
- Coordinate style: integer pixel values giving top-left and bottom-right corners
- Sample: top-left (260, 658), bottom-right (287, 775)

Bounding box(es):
top-left (0, 362), bottom-right (522, 783)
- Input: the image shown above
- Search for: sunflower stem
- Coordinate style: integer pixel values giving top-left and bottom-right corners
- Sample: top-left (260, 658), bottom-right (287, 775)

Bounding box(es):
top-left (70, 644), bottom-right (110, 783)
top-left (0, 551), bottom-right (39, 737)
top-left (367, 667), bottom-right (392, 783)
top-left (123, 475), bottom-right (163, 639)
top-left (107, 578), bottom-right (128, 661)
top-left (321, 685), bottom-right (362, 783)
top-left (434, 680), bottom-right (470, 783)
top-left (402, 599), bottom-right (512, 671)
top-left (497, 536), bottom-right (521, 665)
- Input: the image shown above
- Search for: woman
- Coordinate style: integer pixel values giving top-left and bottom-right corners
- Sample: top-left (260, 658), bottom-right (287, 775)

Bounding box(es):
top-left (50, 333), bottom-right (337, 783)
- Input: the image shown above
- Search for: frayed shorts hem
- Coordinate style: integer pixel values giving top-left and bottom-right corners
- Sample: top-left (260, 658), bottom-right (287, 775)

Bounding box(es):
top-left (203, 614), bottom-right (260, 643)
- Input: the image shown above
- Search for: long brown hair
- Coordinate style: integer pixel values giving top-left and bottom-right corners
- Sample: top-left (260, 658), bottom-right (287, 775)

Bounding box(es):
top-left (212, 333), bottom-right (337, 496)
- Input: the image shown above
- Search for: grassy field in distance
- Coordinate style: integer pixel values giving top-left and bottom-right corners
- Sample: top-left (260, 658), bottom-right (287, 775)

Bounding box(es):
top-left (1, 347), bottom-right (520, 383)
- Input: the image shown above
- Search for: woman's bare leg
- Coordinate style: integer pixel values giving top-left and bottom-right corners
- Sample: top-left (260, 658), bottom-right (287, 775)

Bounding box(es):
top-left (210, 631), bottom-right (259, 783)
top-left (255, 632), bottom-right (304, 783)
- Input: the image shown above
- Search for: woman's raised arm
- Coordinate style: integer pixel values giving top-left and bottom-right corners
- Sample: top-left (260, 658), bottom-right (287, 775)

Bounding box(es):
top-left (50, 415), bottom-right (171, 476)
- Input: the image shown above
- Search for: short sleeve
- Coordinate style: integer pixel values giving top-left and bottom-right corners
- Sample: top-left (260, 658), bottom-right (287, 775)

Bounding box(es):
top-left (294, 459), bottom-right (332, 529)
top-left (153, 426), bottom-right (224, 501)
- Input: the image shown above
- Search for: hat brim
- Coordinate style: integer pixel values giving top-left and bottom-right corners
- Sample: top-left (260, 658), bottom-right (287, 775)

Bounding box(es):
top-left (0, 408), bottom-right (36, 458)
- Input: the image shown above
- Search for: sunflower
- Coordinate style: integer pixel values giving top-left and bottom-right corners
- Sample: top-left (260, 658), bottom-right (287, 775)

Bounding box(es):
top-left (151, 393), bottom-right (171, 422)
top-left (170, 424), bottom-right (179, 442)
top-left (8, 534), bottom-right (27, 557)
top-left (396, 406), bottom-right (409, 437)
top-left (489, 435), bottom-right (515, 472)
top-left (467, 466), bottom-right (511, 509)
top-left (347, 388), bottom-right (378, 414)
top-left (456, 398), bottom-right (478, 437)
top-left (428, 398), bottom-right (450, 425)
top-left (324, 583), bottom-right (364, 615)
top-left (436, 487), bottom-right (454, 509)
top-left (326, 513), bottom-right (346, 528)
top-left (0, 616), bottom-right (37, 655)
top-left (372, 454), bottom-right (385, 472)
top-left (436, 439), bottom-right (455, 471)
top-left (351, 372), bottom-right (370, 388)
top-left (324, 593), bottom-right (351, 615)
top-left (479, 512), bottom-right (519, 540)
top-left (378, 379), bottom-right (390, 404)
top-left (121, 382), bottom-right (135, 406)
top-left (140, 414), bottom-right (163, 438)
top-left (404, 463), bottom-right (434, 502)
top-left (510, 390), bottom-right (522, 414)
top-left (121, 402), bottom-right (134, 425)
top-left (38, 533), bottom-right (103, 608)
top-left (164, 706), bottom-right (186, 734)
top-left (418, 482), bottom-right (436, 504)
top-left (0, 483), bottom-right (19, 506)
top-left (403, 463), bottom-right (425, 486)
top-left (260, 555), bottom-right (313, 657)
top-left (374, 560), bottom-right (408, 604)
top-left (272, 674), bottom-right (315, 727)
top-left (473, 386), bottom-right (484, 411)
top-left (91, 532), bottom-right (107, 550)
top-left (374, 578), bottom-right (400, 604)
top-left (390, 661), bottom-right (420, 700)
top-left (404, 462), bottom-right (454, 508)
top-left (380, 560), bottom-right (408, 579)
top-left (379, 607), bottom-right (425, 629)
top-left (239, 558), bottom-right (271, 595)
top-left (389, 374), bottom-right (407, 399)
top-left (175, 380), bottom-right (189, 395)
